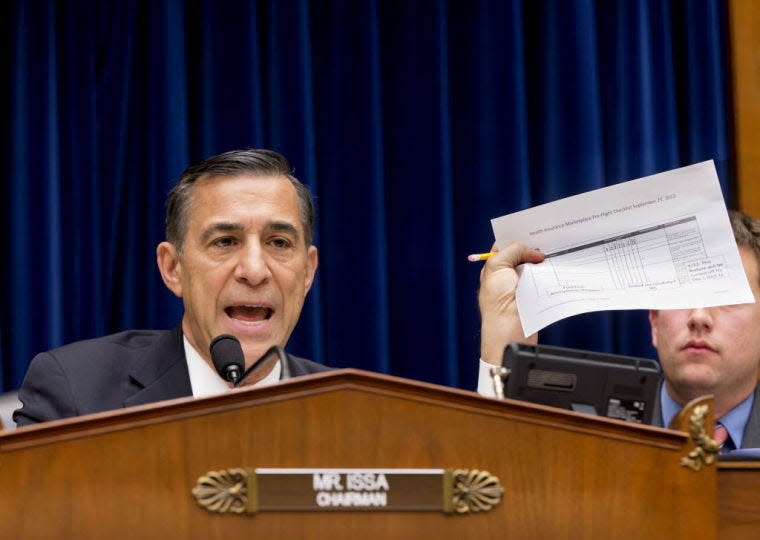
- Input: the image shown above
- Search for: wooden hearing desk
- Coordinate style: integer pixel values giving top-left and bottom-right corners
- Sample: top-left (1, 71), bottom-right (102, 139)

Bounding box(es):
top-left (0, 369), bottom-right (750, 539)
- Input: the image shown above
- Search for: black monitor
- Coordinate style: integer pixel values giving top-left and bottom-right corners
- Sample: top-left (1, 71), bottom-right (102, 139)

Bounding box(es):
top-left (501, 343), bottom-right (661, 425)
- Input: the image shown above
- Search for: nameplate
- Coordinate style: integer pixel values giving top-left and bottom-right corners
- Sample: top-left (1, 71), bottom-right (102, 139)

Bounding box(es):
top-left (192, 468), bottom-right (503, 515)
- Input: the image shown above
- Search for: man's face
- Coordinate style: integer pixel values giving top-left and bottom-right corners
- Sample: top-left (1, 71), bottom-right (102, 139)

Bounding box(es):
top-left (649, 247), bottom-right (760, 405)
top-left (157, 174), bottom-right (318, 370)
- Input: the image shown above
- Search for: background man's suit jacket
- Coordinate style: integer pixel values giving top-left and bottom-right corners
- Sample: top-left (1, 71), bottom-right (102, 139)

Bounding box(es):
top-left (13, 325), bottom-right (330, 426)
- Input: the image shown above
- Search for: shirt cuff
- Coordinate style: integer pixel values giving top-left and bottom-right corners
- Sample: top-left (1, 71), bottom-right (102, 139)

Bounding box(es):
top-left (476, 358), bottom-right (499, 397)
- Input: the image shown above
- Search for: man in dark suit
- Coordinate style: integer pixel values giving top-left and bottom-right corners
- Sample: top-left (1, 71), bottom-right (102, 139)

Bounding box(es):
top-left (475, 210), bottom-right (760, 450)
top-left (14, 149), bottom-right (329, 426)
top-left (646, 211), bottom-right (760, 449)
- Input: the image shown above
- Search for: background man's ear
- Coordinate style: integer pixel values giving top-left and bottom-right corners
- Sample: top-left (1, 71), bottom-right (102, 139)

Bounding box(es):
top-left (648, 310), bottom-right (659, 349)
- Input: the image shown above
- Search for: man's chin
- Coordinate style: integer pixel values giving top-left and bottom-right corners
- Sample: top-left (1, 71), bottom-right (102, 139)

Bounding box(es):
top-left (670, 369), bottom-right (719, 398)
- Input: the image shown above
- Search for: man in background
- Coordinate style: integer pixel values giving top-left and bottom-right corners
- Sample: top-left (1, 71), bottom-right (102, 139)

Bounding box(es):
top-left (476, 210), bottom-right (760, 450)
top-left (15, 149), bottom-right (330, 426)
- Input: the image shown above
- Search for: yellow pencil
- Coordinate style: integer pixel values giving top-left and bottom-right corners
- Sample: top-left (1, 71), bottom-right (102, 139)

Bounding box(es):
top-left (466, 252), bottom-right (494, 262)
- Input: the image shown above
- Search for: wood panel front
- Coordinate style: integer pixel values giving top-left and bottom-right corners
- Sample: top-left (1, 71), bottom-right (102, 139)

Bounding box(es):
top-left (0, 370), bottom-right (716, 539)
top-left (728, 0), bottom-right (760, 215)
top-left (718, 461), bottom-right (760, 539)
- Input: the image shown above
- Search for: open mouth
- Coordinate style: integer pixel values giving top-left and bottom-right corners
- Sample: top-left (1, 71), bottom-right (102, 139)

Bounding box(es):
top-left (225, 305), bottom-right (273, 322)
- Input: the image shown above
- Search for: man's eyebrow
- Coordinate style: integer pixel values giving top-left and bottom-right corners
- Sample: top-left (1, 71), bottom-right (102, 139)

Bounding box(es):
top-left (267, 221), bottom-right (300, 238)
top-left (199, 222), bottom-right (244, 244)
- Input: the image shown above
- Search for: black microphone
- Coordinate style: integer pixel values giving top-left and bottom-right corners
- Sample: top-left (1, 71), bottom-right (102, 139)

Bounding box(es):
top-left (210, 334), bottom-right (244, 384)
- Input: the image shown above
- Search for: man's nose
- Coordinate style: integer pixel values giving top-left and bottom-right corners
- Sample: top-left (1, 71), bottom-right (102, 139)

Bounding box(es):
top-left (687, 307), bottom-right (714, 332)
top-left (233, 243), bottom-right (271, 285)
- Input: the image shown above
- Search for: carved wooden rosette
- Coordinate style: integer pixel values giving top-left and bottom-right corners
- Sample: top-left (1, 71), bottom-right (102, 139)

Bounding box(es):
top-left (447, 469), bottom-right (505, 514)
top-left (191, 468), bottom-right (250, 514)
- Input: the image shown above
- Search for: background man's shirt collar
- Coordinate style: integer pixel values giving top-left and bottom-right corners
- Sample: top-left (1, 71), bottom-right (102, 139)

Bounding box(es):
top-left (660, 385), bottom-right (754, 449)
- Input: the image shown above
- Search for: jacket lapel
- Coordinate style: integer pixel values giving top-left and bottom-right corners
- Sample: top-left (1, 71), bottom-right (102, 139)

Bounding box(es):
top-left (124, 325), bottom-right (193, 408)
top-left (740, 385), bottom-right (760, 448)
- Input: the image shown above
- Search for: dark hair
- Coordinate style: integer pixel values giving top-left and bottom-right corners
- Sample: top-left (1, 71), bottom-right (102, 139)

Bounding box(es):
top-left (165, 149), bottom-right (315, 250)
top-left (729, 210), bottom-right (760, 277)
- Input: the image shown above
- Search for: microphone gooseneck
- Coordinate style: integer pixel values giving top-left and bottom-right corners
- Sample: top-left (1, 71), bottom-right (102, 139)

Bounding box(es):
top-left (235, 345), bottom-right (292, 387)
top-left (210, 334), bottom-right (244, 384)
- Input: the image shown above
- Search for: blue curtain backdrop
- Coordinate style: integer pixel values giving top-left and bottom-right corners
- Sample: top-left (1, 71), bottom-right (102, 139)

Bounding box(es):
top-left (0, 0), bottom-right (734, 392)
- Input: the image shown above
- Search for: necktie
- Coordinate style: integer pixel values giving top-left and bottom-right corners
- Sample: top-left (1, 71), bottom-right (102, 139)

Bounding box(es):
top-left (713, 423), bottom-right (730, 452)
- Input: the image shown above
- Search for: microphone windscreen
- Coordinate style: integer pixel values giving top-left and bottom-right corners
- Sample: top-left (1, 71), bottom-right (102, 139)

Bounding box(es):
top-left (209, 334), bottom-right (244, 378)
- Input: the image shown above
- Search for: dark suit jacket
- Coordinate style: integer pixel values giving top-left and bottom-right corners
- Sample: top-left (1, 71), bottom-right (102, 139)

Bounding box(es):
top-left (652, 384), bottom-right (760, 449)
top-left (13, 326), bottom-right (330, 427)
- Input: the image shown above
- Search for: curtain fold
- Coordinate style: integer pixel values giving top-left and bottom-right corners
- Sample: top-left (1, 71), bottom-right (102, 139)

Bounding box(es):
top-left (0, 0), bottom-right (734, 391)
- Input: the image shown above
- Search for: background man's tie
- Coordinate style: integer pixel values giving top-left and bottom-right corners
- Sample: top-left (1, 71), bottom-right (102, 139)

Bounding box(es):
top-left (714, 423), bottom-right (730, 453)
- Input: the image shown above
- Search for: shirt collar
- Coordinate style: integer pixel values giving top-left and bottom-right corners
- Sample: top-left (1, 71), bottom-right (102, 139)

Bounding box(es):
top-left (183, 335), bottom-right (281, 398)
top-left (660, 385), bottom-right (755, 449)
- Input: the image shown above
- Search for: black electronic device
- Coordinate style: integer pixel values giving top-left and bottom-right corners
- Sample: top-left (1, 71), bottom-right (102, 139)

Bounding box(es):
top-left (502, 343), bottom-right (661, 424)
